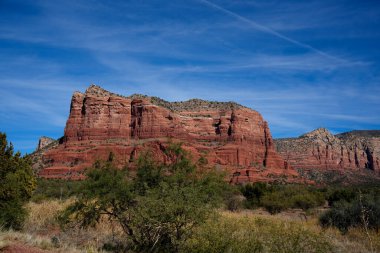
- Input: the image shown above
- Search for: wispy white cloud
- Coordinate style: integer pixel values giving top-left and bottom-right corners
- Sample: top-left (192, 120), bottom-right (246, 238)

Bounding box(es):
top-left (197, 0), bottom-right (363, 65)
top-left (160, 54), bottom-right (368, 74)
top-left (0, 0), bottom-right (379, 152)
top-left (0, 90), bottom-right (68, 127)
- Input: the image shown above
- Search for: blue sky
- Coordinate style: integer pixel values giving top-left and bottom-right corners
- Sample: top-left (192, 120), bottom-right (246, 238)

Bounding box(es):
top-left (1, 0), bottom-right (380, 154)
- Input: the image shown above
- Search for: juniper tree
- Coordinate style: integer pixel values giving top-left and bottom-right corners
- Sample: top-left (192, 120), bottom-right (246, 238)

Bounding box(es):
top-left (0, 132), bottom-right (36, 230)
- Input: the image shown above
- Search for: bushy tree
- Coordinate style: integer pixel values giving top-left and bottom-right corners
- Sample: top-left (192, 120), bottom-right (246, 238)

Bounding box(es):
top-left (240, 183), bottom-right (325, 214)
top-left (59, 143), bottom-right (227, 252)
top-left (240, 182), bottom-right (269, 208)
top-left (292, 192), bottom-right (325, 211)
top-left (0, 132), bottom-right (36, 230)
top-left (320, 195), bottom-right (380, 233)
top-left (326, 188), bottom-right (357, 206)
top-left (261, 191), bottom-right (291, 214)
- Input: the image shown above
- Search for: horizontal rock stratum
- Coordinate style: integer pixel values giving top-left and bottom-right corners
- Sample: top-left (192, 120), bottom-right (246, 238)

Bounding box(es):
top-left (275, 128), bottom-right (380, 171)
top-left (37, 84), bottom-right (299, 183)
top-left (275, 128), bottom-right (380, 184)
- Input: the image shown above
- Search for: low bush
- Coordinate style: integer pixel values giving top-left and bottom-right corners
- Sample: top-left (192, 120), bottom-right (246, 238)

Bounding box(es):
top-left (320, 195), bottom-right (380, 233)
top-left (181, 213), bottom-right (333, 253)
top-left (292, 192), bottom-right (325, 211)
top-left (240, 183), bottom-right (325, 214)
top-left (31, 179), bottom-right (83, 202)
top-left (261, 191), bottom-right (290, 214)
top-left (240, 182), bottom-right (269, 208)
top-left (225, 194), bottom-right (244, 212)
top-left (326, 188), bottom-right (357, 206)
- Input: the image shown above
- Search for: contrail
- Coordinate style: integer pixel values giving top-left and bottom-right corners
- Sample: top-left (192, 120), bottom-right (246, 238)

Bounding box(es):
top-left (198, 0), bottom-right (348, 64)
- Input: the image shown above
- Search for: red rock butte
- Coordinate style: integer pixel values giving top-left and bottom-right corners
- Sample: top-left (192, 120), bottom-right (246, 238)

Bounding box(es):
top-left (38, 84), bottom-right (299, 183)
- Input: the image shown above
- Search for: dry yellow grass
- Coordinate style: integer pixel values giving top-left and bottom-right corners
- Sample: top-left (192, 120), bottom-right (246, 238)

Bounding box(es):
top-left (1, 199), bottom-right (114, 252)
top-left (190, 211), bottom-right (333, 253)
top-left (0, 230), bottom-right (86, 252)
top-left (23, 199), bottom-right (123, 252)
top-left (2, 200), bottom-right (379, 252)
top-left (24, 199), bottom-right (72, 235)
top-left (219, 210), bottom-right (380, 253)
top-left (0, 238), bottom-right (10, 250)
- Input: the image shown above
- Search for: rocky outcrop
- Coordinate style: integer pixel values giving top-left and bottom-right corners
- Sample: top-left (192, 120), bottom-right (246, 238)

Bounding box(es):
top-left (275, 128), bottom-right (380, 183)
top-left (36, 136), bottom-right (55, 151)
top-left (37, 84), bottom-right (298, 183)
top-left (30, 137), bottom-right (59, 173)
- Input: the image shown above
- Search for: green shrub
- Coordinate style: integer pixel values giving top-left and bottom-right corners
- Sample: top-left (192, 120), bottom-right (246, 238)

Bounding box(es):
top-left (197, 155), bottom-right (208, 166)
top-left (240, 183), bottom-right (326, 213)
top-left (59, 144), bottom-right (228, 252)
top-left (261, 191), bottom-right (290, 214)
top-left (319, 201), bottom-right (353, 233)
top-left (225, 194), bottom-right (244, 212)
top-left (326, 188), bottom-right (357, 206)
top-left (0, 132), bottom-right (36, 230)
top-left (240, 182), bottom-right (270, 208)
top-left (292, 192), bottom-right (325, 211)
top-left (320, 195), bottom-right (380, 233)
top-left (31, 179), bottom-right (83, 202)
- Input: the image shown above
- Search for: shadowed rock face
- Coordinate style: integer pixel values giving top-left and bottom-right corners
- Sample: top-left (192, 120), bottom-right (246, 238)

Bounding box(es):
top-left (38, 85), bottom-right (298, 183)
top-left (275, 128), bottom-right (380, 174)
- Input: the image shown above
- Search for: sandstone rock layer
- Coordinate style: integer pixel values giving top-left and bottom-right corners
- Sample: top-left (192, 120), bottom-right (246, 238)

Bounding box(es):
top-left (38, 85), bottom-right (297, 183)
top-left (275, 128), bottom-right (380, 176)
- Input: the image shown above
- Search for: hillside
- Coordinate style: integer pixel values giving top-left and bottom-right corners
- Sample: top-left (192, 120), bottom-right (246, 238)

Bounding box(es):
top-left (275, 128), bottom-right (380, 184)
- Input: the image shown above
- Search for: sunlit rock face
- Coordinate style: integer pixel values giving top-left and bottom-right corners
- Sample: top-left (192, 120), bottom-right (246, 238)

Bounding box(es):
top-left (36, 136), bottom-right (55, 151)
top-left (275, 128), bottom-right (380, 174)
top-left (38, 84), bottom-right (299, 183)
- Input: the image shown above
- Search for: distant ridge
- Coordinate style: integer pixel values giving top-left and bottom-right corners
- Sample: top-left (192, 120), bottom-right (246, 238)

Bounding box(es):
top-left (336, 130), bottom-right (380, 138)
top-left (274, 127), bottom-right (380, 184)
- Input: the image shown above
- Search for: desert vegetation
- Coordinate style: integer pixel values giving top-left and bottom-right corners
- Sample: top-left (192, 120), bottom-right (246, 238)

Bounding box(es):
top-left (57, 144), bottom-right (228, 252)
top-left (2, 197), bottom-right (380, 253)
top-left (0, 133), bottom-right (36, 230)
top-left (239, 182), bottom-right (325, 213)
top-left (1, 133), bottom-right (380, 252)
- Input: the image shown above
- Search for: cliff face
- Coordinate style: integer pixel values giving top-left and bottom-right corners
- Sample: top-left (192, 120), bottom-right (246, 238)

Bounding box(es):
top-left (275, 128), bottom-right (380, 181)
top-left (38, 85), bottom-right (297, 183)
top-left (36, 137), bottom-right (55, 151)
